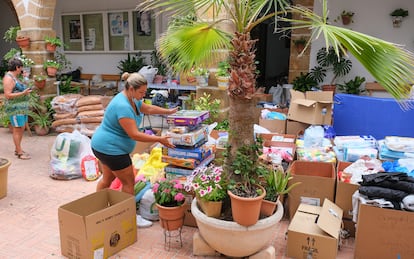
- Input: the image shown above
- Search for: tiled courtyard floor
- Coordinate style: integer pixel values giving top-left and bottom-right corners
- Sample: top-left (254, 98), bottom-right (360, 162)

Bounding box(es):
top-left (0, 127), bottom-right (355, 258)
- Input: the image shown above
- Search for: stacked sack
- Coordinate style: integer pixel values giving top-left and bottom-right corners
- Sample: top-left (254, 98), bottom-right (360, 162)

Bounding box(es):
top-left (51, 94), bottom-right (106, 136)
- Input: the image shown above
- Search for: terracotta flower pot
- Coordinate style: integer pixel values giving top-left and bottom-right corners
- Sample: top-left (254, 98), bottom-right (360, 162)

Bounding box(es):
top-left (34, 125), bottom-right (50, 136)
top-left (16, 36), bottom-right (30, 48)
top-left (46, 67), bottom-right (58, 77)
top-left (0, 158), bottom-right (11, 199)
top-left (34, 79), bottom-right (46, 89)
top-left (156, 202), bottom-right (186, 231)
top-left (228, 185), bottom-right (266, 227)
top-left (197, 197), bottom-right (222, 218)
top-left (260, 197), bottom-right (279, 217)
top-left (46, 43), bottom-right (57, 52)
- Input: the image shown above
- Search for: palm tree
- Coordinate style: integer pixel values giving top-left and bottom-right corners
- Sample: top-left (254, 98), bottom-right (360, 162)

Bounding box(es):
top-left (138, 0), bottom-right (414, 176)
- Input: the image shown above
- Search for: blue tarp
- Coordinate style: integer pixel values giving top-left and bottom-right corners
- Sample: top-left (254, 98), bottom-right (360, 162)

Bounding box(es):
top-left (333, 94), bottom-right (414, 139)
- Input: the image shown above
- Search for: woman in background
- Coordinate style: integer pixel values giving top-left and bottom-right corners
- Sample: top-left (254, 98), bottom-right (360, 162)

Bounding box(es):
top-left (91, 72), bottom-right (177, 195)
top-left (3, 58), bottom-right (32, 160)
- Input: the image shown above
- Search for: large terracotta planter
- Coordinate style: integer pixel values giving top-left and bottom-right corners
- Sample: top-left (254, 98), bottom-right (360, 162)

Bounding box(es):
top-left (0, 158), bottom-right (11, 199)
top-left (228, 185), bottom-right (266, 227)
top-left (192, 198), bottom-right (283, 257)
top-left (156, 202), bottom-right (186, 231)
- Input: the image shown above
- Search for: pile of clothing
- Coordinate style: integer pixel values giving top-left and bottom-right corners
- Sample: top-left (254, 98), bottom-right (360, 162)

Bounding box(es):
top-left (352, 172), bottom-right (414, 222)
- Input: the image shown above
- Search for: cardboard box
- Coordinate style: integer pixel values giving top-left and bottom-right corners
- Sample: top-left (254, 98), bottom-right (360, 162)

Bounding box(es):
top-left (287, 161), bottom-right (336, 219)
top-left (131, 128), bottom-right (161, 155)
top-left (287, 199), bottom-right (343, 259)
top-left (288, 90), bottom-right (333, 125)
top-left (335, 161), bottom-right (359, 219)
top-left (286, 120), bottom-right (309, 135)
top-left (258, 108), bottom-right (287, 134)
top-left (58, 189), bottom-right (137, 259)
top-left (342, 218), bottom-right (356, 238)
top-left (183, 194), bottom-right (197, 227)
top-left (354, 204), bottom-right (414, 259)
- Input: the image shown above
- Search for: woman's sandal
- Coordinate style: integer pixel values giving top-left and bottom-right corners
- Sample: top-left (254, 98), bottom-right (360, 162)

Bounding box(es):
top-left (16, 152), bottom-right (31, 160)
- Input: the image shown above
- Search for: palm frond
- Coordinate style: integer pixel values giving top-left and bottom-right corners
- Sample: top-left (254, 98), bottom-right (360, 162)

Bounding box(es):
top-left (157, 22), bottom-right (232, 73)
top-left (282, 4), bottom-right (414, 108)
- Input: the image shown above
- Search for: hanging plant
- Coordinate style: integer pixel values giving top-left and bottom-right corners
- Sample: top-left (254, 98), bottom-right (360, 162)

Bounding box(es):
top-left (390, 8), bottom-right (409, 28)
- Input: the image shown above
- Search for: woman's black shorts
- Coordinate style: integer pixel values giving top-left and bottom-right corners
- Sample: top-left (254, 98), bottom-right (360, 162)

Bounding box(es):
top-left (92, 148), bottom-right (132, 171)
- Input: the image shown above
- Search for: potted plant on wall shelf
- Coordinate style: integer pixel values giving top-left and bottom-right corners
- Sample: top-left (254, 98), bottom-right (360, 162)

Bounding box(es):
top-left (336, 76), bottom-right (366, 95)
top-left (44, 36), bottom-right (64, 52)
top-left (33, 74), bottom-right (47, 89)
top-left (334, 10), bottom-right (355, 25)
top-left (390, 8), bottom-right (409, 28)
top-left (191, 67), bottom-right (209, 87)
top-left (216, 60), bottom-right (231, 90)
top-left (3, 25), bottom-right (30, 48)
top-left (293, 36), bottom-right (307, 53)
top-left (43, 60), bottom-right (61, 77)
top-left (309, 46), bottom-right (352, 92)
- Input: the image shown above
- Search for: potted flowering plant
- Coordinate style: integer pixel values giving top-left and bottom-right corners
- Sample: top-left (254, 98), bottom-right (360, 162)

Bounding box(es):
top-left (44, 36), bottom-right (65, 52)
top-left (152, 178), bottom-right (186, 231)
top-left (186, 164), bottom-right (228, 218)
top-left (43, 59), bottom-right (61, 77)
top-left (191, 67), bottom-right (209, 87)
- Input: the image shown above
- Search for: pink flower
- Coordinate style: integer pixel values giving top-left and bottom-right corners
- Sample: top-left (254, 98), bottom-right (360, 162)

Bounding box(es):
top-left (153, 183), bottom-right (159, 193)
top-left (174, 192), bottom-right (185, 202)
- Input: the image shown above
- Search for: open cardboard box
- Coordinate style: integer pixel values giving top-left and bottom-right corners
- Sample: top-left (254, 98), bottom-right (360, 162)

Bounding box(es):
top-left (335, 161), bottom-right (359, 220)
top-left (287, 161), bottom-right (336, 219)
top-left (287, 199), bottom-right (343, 259)
top-left (58, 189), bottom-right (137, 258)
top-left (288, 90), bottom-right (333, 125)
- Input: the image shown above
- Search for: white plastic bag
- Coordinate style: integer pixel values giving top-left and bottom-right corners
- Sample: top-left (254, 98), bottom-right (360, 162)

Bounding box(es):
top-left (139, 189), bottom-right (159, 221)
top-left (50, 130), bottom-right (95, 180)
top-left (139, 65), bottom-right (158, 83)
top-left (303, 125), bottom-right (324, 148)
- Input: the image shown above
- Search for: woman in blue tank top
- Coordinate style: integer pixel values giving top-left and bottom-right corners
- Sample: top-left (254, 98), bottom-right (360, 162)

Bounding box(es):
top-left (91, 72), bottom-right (178, 195)
top-left (3, 58), bottom-right (32, 160)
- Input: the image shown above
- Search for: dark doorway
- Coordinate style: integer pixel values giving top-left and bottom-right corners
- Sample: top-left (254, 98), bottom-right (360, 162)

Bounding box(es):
top-left (251, 17), bottom-right (291, 93)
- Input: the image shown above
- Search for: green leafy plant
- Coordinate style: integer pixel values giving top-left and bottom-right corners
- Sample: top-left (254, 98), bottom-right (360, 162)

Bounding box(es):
top-left (152, 178), bottom-right (186, 207)
top-left (43, 59), bottom-right (61, 69)
top-left (151, 50), bottom-right (168, 76)
top-left (29, 110), bottom-right (52, 128)
top-left (3, 26), bottom-right (20, 43)
top-left (337, 76), bottom-right (366, 95)
top-left (227, 142), bottom-right (266, 198)
top-left (44, 36), bottom-right (64, 47)
top-left (334, 10), bottom-right (355, 24)
top-left (186, 92), bottom-right (221, 124)
top-left (309, 46), bottom-right (352, 85)
top-left (292, 72), bottom-right (318, 92)
top-left (33, 74), bottom-right (47, 82)
top-left (117, 52), bottom-right (147, 74)
top-left (19, 55), bottom-right (34, 67)
top-left (262, 166), bottom-right (301, 202)
top-left (216, 60), bottom-right (231, 77)
top-left (191, 67), bottom-right (209, 77)
top-left (390, 8), bottom-right (409, 17)
top-left (3, 48), bottom-right (20, 61)
top-left (293, 36), bottom-right (307, 46)
top-left (186, 164), bottom-right (228, 202)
